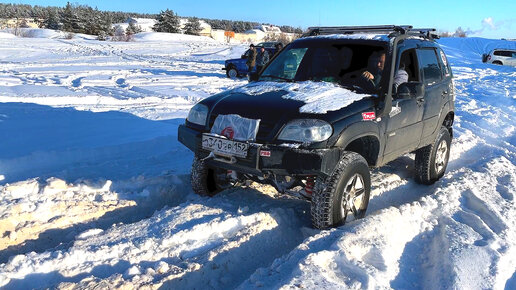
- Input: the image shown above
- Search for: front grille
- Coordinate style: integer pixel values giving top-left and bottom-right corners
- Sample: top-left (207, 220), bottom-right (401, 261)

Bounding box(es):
top-left (208, 114), bottom-right (277, 142)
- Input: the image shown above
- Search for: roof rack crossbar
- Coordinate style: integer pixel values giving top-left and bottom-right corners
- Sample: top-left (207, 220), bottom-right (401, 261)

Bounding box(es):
top-left (304, 25), bottom-right (438, 40)
top-left (306, 25), bottom-right (413, 35)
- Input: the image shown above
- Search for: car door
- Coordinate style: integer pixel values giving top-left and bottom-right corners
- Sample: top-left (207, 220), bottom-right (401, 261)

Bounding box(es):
top-left (383, 48), bottom-right (424, 157)
top-left (417, 48), bottom-right (448, 141)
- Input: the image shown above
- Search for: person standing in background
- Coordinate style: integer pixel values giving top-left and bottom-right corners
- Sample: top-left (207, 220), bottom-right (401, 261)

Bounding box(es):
top-left (246, 44), bottom-right (257, 75)
top-left (256, 46), bottom-right (269, 72)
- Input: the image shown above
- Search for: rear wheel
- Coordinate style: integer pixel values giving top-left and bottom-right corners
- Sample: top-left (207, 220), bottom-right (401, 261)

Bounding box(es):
top-left (191, 156), bottom-right (232, 196)
top-left (492, 61), bottom-right (503, 65)
top-left (415, 126), bottom-right (451, 184)
top-left (311, 152), bottom-right (371, 229)
top-left (226, 66), bottom-right (238, 78)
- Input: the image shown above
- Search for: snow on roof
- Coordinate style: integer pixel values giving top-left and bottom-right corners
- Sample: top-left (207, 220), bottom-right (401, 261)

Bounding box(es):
top-left (178, 18), bottom-right (211, 30)
top-left (254, 24), bottom-right (282, 33)
top-left (307, 33), bottom-right (390, 42)
top-left (244, 29), bottom-right (266, 36)
top-left (234, 81), bottom-right (370, 114)
top-left (117, 18), bottom-right (157, 32)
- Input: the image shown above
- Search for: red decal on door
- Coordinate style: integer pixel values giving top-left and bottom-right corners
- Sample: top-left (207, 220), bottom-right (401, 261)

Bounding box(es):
top-left (260, 150), bottom-right (271, 157)
top-left (221, 127), bottom-right (235, 139)
top-left (362, 112), bottom-right (376, 121)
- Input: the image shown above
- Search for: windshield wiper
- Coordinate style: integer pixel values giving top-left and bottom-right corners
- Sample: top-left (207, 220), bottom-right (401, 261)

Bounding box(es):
top-left (260, 75), bottom-right (295, 82)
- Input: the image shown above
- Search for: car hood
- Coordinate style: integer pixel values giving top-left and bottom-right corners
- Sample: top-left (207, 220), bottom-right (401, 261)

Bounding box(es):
top-left (200, 81), bottom-right (374, 140)
top-left (225, 58), bottom-right (245, 65)
top-left (210, 84), bottom-right (302, 120)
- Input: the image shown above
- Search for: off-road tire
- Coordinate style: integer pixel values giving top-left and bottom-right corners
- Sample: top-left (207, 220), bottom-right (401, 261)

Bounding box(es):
top-left (311, 151), bottom-right (371, 229)
top-left (415, 126), bottom-right (451, 184)
top-left (226, 66), bottom-right (238, 78)
top-left (191, 156), bottom-right (228, 197)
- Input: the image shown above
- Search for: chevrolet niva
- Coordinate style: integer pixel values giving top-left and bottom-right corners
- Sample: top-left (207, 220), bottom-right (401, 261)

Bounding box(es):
top-left (178, 25), bottom-right (455, 229)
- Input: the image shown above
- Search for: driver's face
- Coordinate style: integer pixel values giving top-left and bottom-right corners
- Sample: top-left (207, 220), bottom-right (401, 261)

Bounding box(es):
top-left (377, 54), bottom-right (386, 71)
top-left (369, 53), bottom-right (386, 73)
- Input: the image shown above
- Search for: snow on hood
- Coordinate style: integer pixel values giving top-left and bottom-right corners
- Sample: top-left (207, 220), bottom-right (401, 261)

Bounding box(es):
top-left (234, 81), bottom-right (370, 114)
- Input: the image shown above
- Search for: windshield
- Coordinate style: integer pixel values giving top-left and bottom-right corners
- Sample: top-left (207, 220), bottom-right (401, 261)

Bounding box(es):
top-left (259, 42), bottom-right (388, 94)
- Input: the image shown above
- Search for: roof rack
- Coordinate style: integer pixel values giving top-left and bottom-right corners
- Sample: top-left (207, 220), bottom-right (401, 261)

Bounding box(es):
top-left (303, 25), bottom-right (439, 40)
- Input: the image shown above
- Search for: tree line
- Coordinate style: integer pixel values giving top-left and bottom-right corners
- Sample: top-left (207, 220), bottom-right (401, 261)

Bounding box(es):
top-left (0, 2), bottom-right (303, 36)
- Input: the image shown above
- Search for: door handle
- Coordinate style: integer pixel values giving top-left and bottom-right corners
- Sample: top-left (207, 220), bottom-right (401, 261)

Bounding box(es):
top-left (441, 90), bottom-right (448, 96)
top-left (416, 96), bottom-right (425, 104)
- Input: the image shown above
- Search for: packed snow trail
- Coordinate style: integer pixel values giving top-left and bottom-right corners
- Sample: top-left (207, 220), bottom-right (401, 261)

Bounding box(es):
top-left (0, 32), bottom-right (515, 289)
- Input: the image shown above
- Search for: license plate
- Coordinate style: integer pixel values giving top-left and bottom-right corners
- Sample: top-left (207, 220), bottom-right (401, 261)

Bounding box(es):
top-left (202, 134), bottom-right (249, 158)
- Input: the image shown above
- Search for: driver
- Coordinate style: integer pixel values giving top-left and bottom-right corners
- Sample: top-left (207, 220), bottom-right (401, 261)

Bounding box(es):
top-left (341, 50), bottom-right (385, 92)
top-left (360, 50), bottom-right (385, 89)
top-left (342, 50), bottom-right (408, 93)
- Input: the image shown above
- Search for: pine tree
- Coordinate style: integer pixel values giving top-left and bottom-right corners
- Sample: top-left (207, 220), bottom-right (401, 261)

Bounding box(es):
top-left (184, 17), bottom-right (202, 35)
top-left (126, 21), bottom-right (142, 36)
top-left (43, 9), bottom-right (60, 30)
top-left (97, 12), bottom-right (113, 39)
top-left (153, 9), bottom-right (180, 33)
top-left (81, 6), bottom-right (96, 35)
top-left (61, 2), bottom-right (81, 33)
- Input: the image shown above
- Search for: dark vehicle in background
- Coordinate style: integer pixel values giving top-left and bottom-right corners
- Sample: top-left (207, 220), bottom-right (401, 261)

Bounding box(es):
top-left (180, 26), bottom-right (455, 229)
top-left (222, 41), bottom-right (282, 78)
top-left (482, 49), bottom-right (516, 66)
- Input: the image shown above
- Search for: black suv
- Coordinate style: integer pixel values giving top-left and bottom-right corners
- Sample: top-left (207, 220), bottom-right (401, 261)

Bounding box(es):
top-left (178, 25), bottom-right (455, 229)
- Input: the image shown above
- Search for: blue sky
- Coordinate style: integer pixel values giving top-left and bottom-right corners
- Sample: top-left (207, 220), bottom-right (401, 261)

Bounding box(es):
top-left (3, 0), bottom-right (515, 39)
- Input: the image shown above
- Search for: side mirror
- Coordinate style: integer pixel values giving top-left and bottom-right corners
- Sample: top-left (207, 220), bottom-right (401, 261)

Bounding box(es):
top-left (249, 72), bottom-right (259, 82)
top-left (396, 82), bottom-right (424, 99)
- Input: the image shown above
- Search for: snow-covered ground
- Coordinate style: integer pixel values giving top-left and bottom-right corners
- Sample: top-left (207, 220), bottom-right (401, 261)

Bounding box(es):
top-left (0, 32), bottom-right (515, 289)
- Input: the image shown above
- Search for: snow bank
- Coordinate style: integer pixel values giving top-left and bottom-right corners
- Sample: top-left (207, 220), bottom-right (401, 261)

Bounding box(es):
top-left (133, 32), bottom-right (216, 42)
top-left (0, 32), bottom-right (16, 39)
top-left (0, 178), bottom-right (135, 252)
top-left (0, 28), bottom-right (98, 40)
top-left (438, 37), bottom-right (516, 56)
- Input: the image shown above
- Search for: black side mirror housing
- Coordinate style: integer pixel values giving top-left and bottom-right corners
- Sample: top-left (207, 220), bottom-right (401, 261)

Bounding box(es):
top-left (396, 82), bottom-right (424, 99)
top-left (249, 72), bottom-right (259, 82)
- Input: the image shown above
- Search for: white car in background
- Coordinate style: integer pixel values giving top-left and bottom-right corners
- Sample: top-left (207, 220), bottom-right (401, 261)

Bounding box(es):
top-left (482, 49), bottom-right (516, 66)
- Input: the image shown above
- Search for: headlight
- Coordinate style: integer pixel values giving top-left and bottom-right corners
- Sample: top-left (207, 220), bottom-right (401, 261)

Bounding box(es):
top-left (278, 119), bottom-right (333, 143)
top-left (187, 104), bottom-right (208, 126)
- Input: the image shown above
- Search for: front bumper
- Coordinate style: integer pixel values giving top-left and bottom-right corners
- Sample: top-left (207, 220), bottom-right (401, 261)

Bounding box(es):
top-left (178, 124), bottom-right (340, 177)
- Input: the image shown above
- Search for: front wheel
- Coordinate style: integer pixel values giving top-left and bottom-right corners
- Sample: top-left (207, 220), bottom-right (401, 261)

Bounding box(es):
top-left (415, 126), bottom-right (451, 184)
top-left (311, 152), bottom-right (371, 229)
top-left (226, 66), bottom-right (238, 78)
top-left (191, 156), bottom-right (232, 196)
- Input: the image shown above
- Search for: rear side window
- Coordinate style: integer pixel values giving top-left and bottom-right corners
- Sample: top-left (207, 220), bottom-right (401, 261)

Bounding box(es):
top-left (494, 50), bottom-right (512, 57)
top-left (418, 48), bottom-right (442, 86)
top-left (437, 48), bottom-right (451, 78)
